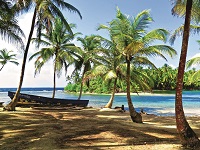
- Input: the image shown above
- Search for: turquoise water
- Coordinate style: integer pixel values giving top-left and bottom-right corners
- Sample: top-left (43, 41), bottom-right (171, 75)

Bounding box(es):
top-left (0, 88), bottom-right (200, 116)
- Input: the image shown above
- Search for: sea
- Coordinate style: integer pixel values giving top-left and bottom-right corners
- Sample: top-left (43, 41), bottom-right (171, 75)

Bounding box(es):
top-left (0, 87), bottom-right (200, 116)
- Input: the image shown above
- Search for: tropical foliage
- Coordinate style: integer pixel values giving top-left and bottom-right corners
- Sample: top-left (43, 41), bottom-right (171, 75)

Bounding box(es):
top-left (29, 18), bottom-right (78, 98)
top-left (65, 63), bottom-right (200, 93)
top-left (186, 53), bottom-right (200, 82)
top-left (103, 8), bottom-right (176, 123)
top-left (4, 0), bottom-right (82, 111)
top-left (69, 35), bottom-right (105, 100)
top-left (0, 48), bottom-right (19, 71)
top-left (0, 0), bottom-right (25, 49)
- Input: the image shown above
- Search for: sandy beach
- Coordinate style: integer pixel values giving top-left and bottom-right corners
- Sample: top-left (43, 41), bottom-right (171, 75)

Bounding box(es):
top-left (1, 107), bottom-right (200, 150)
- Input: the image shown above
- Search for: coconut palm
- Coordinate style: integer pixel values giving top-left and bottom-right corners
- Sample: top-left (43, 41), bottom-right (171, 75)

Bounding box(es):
top-left (108, 8), bottom-right (177, 123)
top-left (171, 0), bottom-right (200, 147)
top-left (71, 35), bottom-right (105, 100)
top-left (0, 48), bottom-right (19, 71)
top-left (84, 37), bottom-right (125, 108)
top-left (4, 0), bottom-right (82, 111)
top-left (0, 0), bottom-right (25, 49)
top-left (87, 33), bottom-right (154, 108)
top-left (29, 18), bottom-right (79, 98)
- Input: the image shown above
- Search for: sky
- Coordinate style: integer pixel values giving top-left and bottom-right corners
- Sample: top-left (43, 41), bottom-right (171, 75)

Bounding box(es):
top-left (0, 0), bottom-right (199, 88)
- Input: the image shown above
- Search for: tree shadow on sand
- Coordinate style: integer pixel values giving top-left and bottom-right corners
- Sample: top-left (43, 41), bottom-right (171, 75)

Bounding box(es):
top-left (0, 108), bottom-right (199, 150)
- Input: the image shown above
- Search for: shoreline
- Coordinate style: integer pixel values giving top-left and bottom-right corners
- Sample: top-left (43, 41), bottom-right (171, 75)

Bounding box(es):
top-left (1, 90), bottom-right (200, 117)
top-left (70, 91), bottom-right (176, 96)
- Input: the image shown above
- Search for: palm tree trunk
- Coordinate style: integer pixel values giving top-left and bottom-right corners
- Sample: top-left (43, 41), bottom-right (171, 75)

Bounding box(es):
top-left (4, 8), bottom-right (37, 111)
top-left (77, 80), bottom-right (83, 100)
top-left (175, 0), bottom-right (200, 148)
top-left (0, 64), bottom-right (5, 71)
top-left (104, 78), bottom-right (117, 108)
top-left (52, 62), bottom-right (56, 99)
top-left (77, 66), bottom-right (87, 100)
top-left (126, 56), bottom-right (142, 123)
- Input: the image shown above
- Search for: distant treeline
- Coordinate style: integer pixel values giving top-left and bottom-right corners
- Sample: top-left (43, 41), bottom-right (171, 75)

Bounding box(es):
top-left (64, 64), bottom-right (200, 94)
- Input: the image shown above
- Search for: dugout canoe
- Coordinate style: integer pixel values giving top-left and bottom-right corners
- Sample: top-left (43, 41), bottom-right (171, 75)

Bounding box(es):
top-left (8, 91), bottom-right (89, 107)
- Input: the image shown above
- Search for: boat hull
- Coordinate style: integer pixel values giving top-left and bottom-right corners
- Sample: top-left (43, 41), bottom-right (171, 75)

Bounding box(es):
top-left (8, 91), bottom-right (89, 107)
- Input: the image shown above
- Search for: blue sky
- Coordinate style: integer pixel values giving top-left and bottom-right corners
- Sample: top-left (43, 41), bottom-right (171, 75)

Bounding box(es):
top-left (65, 0), bottom-right (199, 68)
top-left (0, 0), bottom-right (199, 88)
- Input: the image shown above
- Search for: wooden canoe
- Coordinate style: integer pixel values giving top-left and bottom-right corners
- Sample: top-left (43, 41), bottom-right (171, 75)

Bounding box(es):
top-left (8, 91), bottom-right (89, 107)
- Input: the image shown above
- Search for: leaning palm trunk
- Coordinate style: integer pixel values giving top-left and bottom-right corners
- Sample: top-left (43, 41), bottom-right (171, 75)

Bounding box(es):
top-left (104, 78), bottom-right (117, 108)
top-left (0, 65), bottom-right (5, 71)
top-left (52, 61), bottom-right (56, 99)
top-left (77, 67), bottom-right (87, 100)
top-left (175, 0), bottom-right (200, 148)
top-left (4, 8), bottom-right (37, 111)
top-left (77, 81), bottom-right (83, 100)
top-left (126, 56), bottom-right (142, 123)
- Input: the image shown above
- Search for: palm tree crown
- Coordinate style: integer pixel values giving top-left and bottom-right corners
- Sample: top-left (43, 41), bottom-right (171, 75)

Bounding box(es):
top-left (73, 35), bottom-right (105, 100)
top-left (0, 48), bottom-right (19, 71)
top-left (0, 0), bottom-right (25, 49)
top-left (29, 18), bottom-right (78, 98)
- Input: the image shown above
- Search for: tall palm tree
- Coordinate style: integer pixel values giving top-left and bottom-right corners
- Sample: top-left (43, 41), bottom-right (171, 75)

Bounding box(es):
top-left (4, 0), bottom-right (82, 111)
top-left (71, 35), bottom-right (104, 100)
top-left (171, 0), bottom-right (200, 147)
top-left (0, 48), bottom-right (19, 71)
top-left (108, 8), bottom-right (177, 123)
top-left (0, 0), bottom-right (25, 49)
top-left (29, 18), bottom-right (78, 98)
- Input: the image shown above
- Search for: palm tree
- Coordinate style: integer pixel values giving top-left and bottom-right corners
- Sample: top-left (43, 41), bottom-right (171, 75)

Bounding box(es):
top-left (0, 0), bottom-right (25, 49)
top-left (0, 48), bottom-right (19, 71)
top-left (71, 35), bottom-right (104, 100)
top-left (171, 0), bottom-right (200, 147)
top-left (29, 18), bottom-right (78, 98)
top-left (108, 8), bottom-right (177, 123)
top-left (87, 33), bottom-right (154, 108)
top-left (85, 39), bottom-right (124, 108)
top-left (4, 0), bottom-right (82, 111)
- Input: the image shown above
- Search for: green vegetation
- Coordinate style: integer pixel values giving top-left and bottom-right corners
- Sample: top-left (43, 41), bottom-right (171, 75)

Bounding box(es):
top-left (65, 63), bottom-right (200, 93)
top-left (0, 48), bottom-right (19, 71)
top-left (0, 0), bottom-right (25, 49)
top-left (29, 18), bottom-right (79, 98)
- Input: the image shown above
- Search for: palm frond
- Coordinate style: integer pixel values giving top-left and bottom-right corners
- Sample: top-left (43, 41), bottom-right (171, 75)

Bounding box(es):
top-left (171, 0), bottom-right (200, 22)
top-left (186, 56), bottom-right (200, 69)
top-left (133, 9), bottom-right (153, 32)
top-left (144, 29), bottom-right (169, 43)
top-left (170, 24), bottom-right (200, 45)
top-left (191, 70), bottom-right (200, 81)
